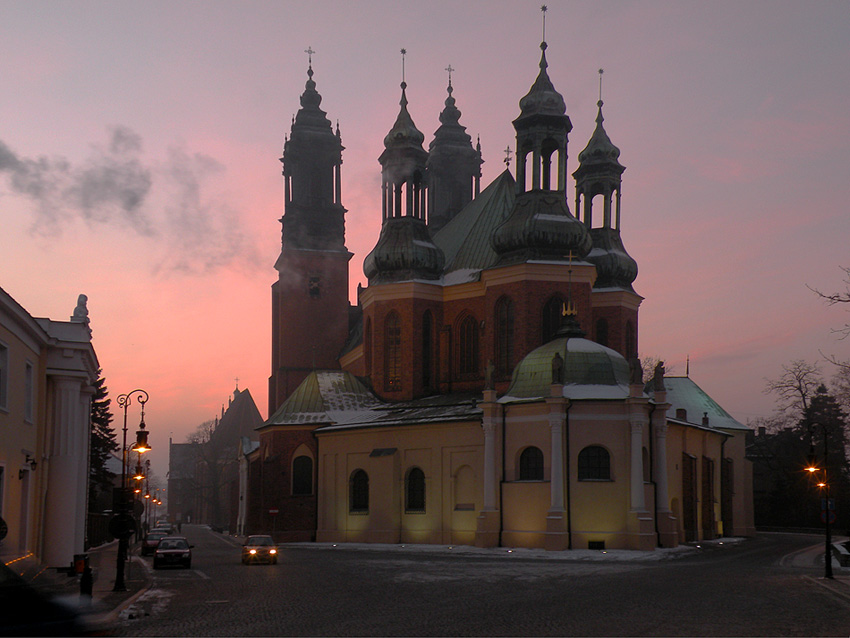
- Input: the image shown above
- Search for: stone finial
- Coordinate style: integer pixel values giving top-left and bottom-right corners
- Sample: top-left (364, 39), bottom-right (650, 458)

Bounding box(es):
top-left (653, 361), bottom-right (666, 391)
top-left (551, 352), bottom-right (564, 385)
top-left (484, 360), bottom-right (495, 390)
top-left (71, 294), bottom-right (90, 325)
top-left (629, 357), bottom-right (643, 385)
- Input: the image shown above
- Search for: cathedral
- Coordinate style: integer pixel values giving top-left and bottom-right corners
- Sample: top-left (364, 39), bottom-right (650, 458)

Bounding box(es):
top-left (243, 34), bottom-right (754, 551)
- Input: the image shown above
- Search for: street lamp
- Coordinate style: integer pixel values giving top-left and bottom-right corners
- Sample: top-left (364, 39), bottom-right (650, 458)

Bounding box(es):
top-left (805, 422), bottom-right (833, 580)
top-left (112, 389), bottom-right (151, 592)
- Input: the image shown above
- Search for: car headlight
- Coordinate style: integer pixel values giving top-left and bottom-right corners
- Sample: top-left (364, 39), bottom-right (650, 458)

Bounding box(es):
top-left (269, 549), bottom-right (277, 554)
top-left (249, 549), bottom-right (257, 554)
top-left (183, 552), bottom-right (190, 558)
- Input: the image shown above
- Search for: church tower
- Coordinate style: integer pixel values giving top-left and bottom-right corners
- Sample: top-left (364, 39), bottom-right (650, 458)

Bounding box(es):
top-left (269, 54), bottom-right (351, 415)
top-left (573, 71), bottom-right (641, 359)
top-left (426, 68), bottom-right (482, 234)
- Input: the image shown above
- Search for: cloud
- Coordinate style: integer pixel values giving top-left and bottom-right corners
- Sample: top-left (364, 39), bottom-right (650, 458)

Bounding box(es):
top-left (0, 127), bottom-right (261, 275)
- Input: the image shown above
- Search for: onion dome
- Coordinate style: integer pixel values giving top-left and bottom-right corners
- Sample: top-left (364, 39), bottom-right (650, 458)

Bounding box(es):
top-left (576, 101), bottom-right (624, 169)
top-left (587, 229), bottom-right (638, 290)
top-left (291, 64), bottom-right (333, 134)
top-left (516, 43), bottom-right (567, 122)
top-left (363, 216), bottom-right (445, 283)
top-left (383, 82), bottom-right (426, 152)
top-left (503, 331), bottom-right (631, 400)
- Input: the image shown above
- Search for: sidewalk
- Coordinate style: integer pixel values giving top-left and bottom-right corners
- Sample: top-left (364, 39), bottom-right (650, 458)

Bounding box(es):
top-left (5, 538), bottom-right (153, 628)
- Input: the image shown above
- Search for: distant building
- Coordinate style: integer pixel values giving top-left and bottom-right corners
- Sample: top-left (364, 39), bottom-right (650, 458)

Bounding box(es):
top-left (0, 288), bottom-right (98, 566)
top-left (249, 34), bottom-right (754, 550)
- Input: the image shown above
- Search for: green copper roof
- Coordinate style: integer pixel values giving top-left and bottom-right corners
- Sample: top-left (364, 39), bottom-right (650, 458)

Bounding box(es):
top-left (652, 376), bottom-right (749, 431)
top-left (502, 336), bottom-right (631, 401)
top-left (264, 371), bottom-right (380, 426)
top-left (433, 169), bottom-right (516, 275)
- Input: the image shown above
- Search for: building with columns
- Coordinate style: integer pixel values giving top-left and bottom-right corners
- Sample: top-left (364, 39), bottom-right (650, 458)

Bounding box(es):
top-left (252, 34), bottom-right (754, 550)
top-left (0, 288), bottom-right (98, 566)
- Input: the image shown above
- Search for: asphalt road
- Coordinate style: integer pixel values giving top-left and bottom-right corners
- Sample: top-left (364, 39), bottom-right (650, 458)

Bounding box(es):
top-left (118, 525), bottom-right (850, 636)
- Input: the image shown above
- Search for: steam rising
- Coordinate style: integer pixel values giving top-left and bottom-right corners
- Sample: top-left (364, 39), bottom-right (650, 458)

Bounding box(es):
top-left (0, 126), bottom-right (261, 275)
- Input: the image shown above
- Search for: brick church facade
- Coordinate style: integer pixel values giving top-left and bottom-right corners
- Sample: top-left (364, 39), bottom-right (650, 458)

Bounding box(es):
top-left (243, 34), bottom-right (754, 549)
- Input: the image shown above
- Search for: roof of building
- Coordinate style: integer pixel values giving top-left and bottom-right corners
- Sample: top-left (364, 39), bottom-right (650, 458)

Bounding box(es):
top-left (650, 376), bottom-right (749, 432)
top-left (432, 169), bottom-right (516, 276)
top-left (501, 334), bottom-right (631, 402)
top-left (210, 388), bottom-right (263, 451)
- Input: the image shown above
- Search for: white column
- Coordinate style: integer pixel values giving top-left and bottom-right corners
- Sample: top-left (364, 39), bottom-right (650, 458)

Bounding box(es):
top-left (549, 410), bottom-right (565, 511)
top-left (654, 421), bottom-right (670, 511)
top-left (482, 418), bottom-right (497, 510)
top-left (630, 420), bottom-right (645, 511)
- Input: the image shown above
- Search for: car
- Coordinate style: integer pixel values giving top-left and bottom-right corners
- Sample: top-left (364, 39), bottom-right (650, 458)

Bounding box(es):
top-left (152, 536), bottom-right (192, 569)
top-left (241, 535), bottom-right (277, 565)
top-left (141, 531), bottom-right (167, 556)
top-left (153, 522), bottom-right (173, 535)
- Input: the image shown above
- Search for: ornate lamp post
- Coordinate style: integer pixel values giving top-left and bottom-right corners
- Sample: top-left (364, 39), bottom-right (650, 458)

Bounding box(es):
top-left (112, 389), bottom-right (151, 592)
top-left (805, 422), bottom-right (833, 580)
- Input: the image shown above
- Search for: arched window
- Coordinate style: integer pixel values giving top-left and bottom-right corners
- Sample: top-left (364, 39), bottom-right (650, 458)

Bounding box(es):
top-left (542, 296), bottom-right (565, 344)
top-left (519, 446), bottom-right (544, 481)
top-left (292, 455), bottom-right (313, 495)
top-left (364, 317), bottom-right (372, 374)
top-left (405, 467), bottom-right (425, 512)
top-left (422, 311), bottom-right (433, 390)
top-left (596, 318), bottom-right (609, 348)
top-left (578, 446), bottom-right (611, 481)
top-left (458, 314), bottom-right (479, 377)
top-left (495, 297), bottom-right (515, 378)
top-left (385, 312), bottom-right (402, 391)
top-left (350, 469), bottom-right (369, 512)
top-left (625, 321), bottom-right (635, 359)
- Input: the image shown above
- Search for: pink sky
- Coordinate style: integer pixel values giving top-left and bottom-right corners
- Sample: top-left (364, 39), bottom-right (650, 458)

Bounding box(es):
top-left (2, 1), bottom-right (849, 484)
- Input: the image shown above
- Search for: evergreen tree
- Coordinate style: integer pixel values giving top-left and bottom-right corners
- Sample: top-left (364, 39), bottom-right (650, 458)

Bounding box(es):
top-left (89, 371), bottom-right (117, 511)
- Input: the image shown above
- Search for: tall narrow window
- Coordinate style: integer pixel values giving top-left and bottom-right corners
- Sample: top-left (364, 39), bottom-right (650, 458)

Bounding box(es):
top-left (541, 296), bottom-right (565, 344)
top-left (625, 321), bottom-right (635, 359)
top-left (364, 318), bottom-right (372, 374)
top-left (458, 314), bottom-right (479, 377)
top-left (578, 446), bottom-right (611, 480)
top-left (519, 447), bottom-right (544, 481)
top-left (350, 469), bottom-right (369, 512)
top-left (596, 318), bottom-right (609, 348)
top-left (0, 343), bottom-right (7, 410)
top-left (422, 311), bottom-right (433, 390)
top-left (292, 455), bottom-right (313, 496)
top-left (385, 312), bottom-right (402, 391)
top-left (405, 467), bottom-right (425, 512)
top-left (24, 361), bottom-right (34, 422)
top-left (495, 297), bottom-right (515, 378)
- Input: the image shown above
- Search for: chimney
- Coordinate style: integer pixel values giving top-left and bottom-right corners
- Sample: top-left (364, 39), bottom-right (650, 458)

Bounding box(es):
top-left (676, 408), bottom-right (687, 420)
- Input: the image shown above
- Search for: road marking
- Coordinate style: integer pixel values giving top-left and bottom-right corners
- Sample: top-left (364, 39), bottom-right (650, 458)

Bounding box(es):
top-left (194, 569), bottom-right (210, 579)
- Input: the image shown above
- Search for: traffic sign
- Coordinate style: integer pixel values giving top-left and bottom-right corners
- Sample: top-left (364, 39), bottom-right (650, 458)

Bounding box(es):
top-left (821, 510), bottom-right (837, 524)
top-left (821, 498), bottom-right (836, 511)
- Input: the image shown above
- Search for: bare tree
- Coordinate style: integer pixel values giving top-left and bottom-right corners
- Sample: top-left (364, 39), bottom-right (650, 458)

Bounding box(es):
top-left (809, 265), bottom-right (850, 343)
top-left (764, 359), bottom-right (824, 419)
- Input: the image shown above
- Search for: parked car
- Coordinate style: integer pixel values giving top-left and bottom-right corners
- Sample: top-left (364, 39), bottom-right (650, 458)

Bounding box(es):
top-left (153, 536), bottom-right (192, 569)
top-left (241, 535), bottom-right (277, 565)
top-left (141, 531), bottom-right (167, 556)
top-left (153, 522), bottom-right (173, 535)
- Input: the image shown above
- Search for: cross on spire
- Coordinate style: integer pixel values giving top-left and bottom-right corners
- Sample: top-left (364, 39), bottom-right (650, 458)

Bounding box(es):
top-left (304, 46), bottom-right (315, 66)
top-left (400, 48), bottom-right (407, 85)
top-left (541, 5), bottom-right (548, 43)
top-left (598, 68), bottom-right (604, 102)
top-left (445, 64), bottom-right (454, 87)
top-left (503, 145), bottom-right (512, 167)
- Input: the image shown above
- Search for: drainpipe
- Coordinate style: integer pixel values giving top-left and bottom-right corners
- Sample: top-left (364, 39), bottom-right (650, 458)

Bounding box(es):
top-left (499, 403), bottom-right (506, 547)
top-left (647, 402), bottom-right (659, 547)
top-left (565, 399), bottom-right (573, 550)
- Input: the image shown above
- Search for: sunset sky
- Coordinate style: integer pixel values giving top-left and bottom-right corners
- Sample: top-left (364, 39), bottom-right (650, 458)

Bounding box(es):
top-left (2, 1), bottom-right (849, 483)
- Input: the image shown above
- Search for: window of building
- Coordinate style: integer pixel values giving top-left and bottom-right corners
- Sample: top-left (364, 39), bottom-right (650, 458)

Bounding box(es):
top-left (596, 318), bottom-right (609, 348)
top-left (578, 446), bottom-right (611, 481)
top-left (458, 314), bottom-right (479, 377)
top-left (349, 469), bottom-right (369, 512)
top-left (625, 321), bottom-right (635, 359)
top-left (405, 467), bottom-right (425, 512)
top-left (495, 297), bottom-right (515, 377)
top-left (385, 312), bottom-right (402, 391)
top-left (541, 296), bottom-right (565, 344)
top-left (0, 343), bottom-right (7, 411)
top-left (292, 455), bottom-right (313, 496)
top-left (519, 446), bottom-right (544, 481)
top-left (24, 361), bottom-right (34, 423)
top-left (364, 317), bottom-right (372, 374)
